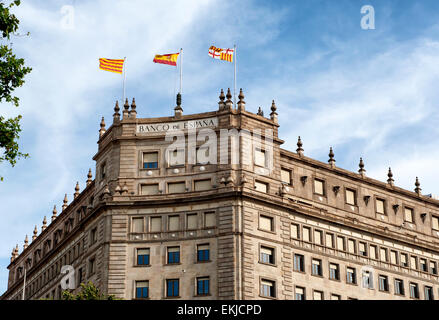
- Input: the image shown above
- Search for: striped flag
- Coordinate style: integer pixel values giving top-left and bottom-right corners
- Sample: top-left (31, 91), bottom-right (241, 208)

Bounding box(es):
top-left (99, 58), bottom-right (125, 74)
top-left (208, 46), bottom-right (234, 62)
top-left (153, 53), bottom-right (180, 66)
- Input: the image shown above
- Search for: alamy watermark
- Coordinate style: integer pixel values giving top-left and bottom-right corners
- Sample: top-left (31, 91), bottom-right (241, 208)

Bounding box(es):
top-left (361, 5), bottom-right (375, 30)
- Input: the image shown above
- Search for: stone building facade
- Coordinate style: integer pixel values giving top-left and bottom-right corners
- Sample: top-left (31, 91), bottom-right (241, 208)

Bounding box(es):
top-left (2, 89), bottom-right (439, 300)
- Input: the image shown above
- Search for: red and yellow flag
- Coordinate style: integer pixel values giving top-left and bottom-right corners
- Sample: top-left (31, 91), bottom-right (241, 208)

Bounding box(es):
top-left (153, 53), bottom-right (180, 66)
top-left (208, 46), bottom-right (234, 63)
top-left (99, 58), bottom-right (125, 74)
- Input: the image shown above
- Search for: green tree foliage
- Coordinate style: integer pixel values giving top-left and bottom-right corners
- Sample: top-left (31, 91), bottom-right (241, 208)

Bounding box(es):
top-left (62, 281), bottom-right (118, 300)
top-left (0, 0), bottom-right (32, 181)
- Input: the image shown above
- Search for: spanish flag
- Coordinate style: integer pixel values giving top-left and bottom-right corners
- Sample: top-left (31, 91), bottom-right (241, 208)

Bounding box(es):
top-left (153, 53), bottom-right (180, 66)
top-left (99, 58), bottom-right (125, 74)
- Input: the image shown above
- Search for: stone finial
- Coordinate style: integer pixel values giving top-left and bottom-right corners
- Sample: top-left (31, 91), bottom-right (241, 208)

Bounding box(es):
top-left (10, 248), bottom-right (15, 262)
top-left (174, 93), bottom-right (183, 118)
top-left (62, 194), bottom-right (68, 211)
top-left (113, 100), bottom-right (120, 122)
top-left (32, 225), bottom-right (38, 241)
top-left (123, 98), bottom-right (130, 119)
top-left (122, 182), bottom-right (128, 195)
top-left (51, 205), bottom-right (57, 222)
top-left (99, 117), bottom-right (106, 138)
top-left (296, 136), bottom-right (304, 156)
top-left (257, 107), bottom-right (264, 116)
top-left (86, 168), bottom-right (93, 186)
top-left (270, 100), bottom-right (278, 123)
top-left (42, 216), bottom-right (47, 232)
top-left (218, 89), bottom-right (225, 110)
top-left (414, 177), bottom-right (422, 195)
top-left (358, 157), bottom-right (366, 176)
top-left (225, 88), bottom-right (233, 110)
top-left (74, 182), bottom-right (80, 198)
top-left (23, 235), bottom-right (29, 250)
top-left (237, 88), bottom-right (245, 112)
top-left (130, 98), bottom-right (137, 118)
top-left (15, 244), bottom-right (19, 256)
top-left (387, 167), bottom-right (394, 186)
top-left (328, 147), bottom-right (336, 167)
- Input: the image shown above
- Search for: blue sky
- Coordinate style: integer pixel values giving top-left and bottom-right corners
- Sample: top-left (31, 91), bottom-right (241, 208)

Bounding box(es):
top-left (2, 0), bottom-right (439, 293)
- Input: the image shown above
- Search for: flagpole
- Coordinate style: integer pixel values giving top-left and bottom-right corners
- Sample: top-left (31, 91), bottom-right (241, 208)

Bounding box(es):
top-left (233, 44), bottom-right (237, 109)
top-left (179, 48), bottom-right (183, 94)
top-left (123, 57), bottom-right (127, 103)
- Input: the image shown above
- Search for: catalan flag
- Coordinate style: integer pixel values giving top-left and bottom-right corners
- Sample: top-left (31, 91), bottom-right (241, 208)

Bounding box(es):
top-left (208, 46), bottom-right (234, 63)
top-left (153, 53), bottom-right (180, 66)
top-left (99, 58), bottom-right (125, 74)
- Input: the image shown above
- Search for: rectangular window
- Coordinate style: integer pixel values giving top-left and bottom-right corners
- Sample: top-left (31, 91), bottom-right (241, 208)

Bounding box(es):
top-left (370, 245), bottom-right (377, 260)
top-left (204, 212), bottom-right (216, 227)
top-left (329, 263), bottom-right (340, 280)
top-left (409, 283), bottom-right (419, 299)
top-left (313, 290), bottom-right (323, 300)
top-left (302, 227), bottom-right (311, 242)
top-left (295, 287), bottom-right (305, 300)
top-left (404, 207), bottom-right (414, 223)
top-left (187, 214), bottom-right (197, 230)
top-left (293, 254), bottom-right (305, 272)
top-left (314, 230), bottom-right (323, 245)
top-left (100, 162), bottom-right (107, 179)
top-left (347, 239), bottom-right (356, 254)
top-left (141, 184), bottom-right (159, 195)
top-left (135, 281), bottom-right (149, 299)
top-left (281, 169), bottom-right (291, 185)
top-left (166, 279), bottom-right (179, 297)
top-left (254, 149), bottom-right (266, 167)
top-left (378, 275), bottom-right (389, 292)
top-left (362, 271), bottom-right (374, 289)
top-left (425, 286), bottom-right (434, 300)
top-left (197, 244), bottom-right (210, 262)
top-left (291, 224), bottom-right (299, 239)
top-left (331, 294), bottom-right (341, 300)
top-left (260, 279), bottom-right (275, 298)
top-left (150, 217), bottom-right (162, 233)
top-left (410, 256), bottom-right (418, 270)
top-left (347, 267), bottom-right (356, 284)
top-left (88, 258), bottom-right (95, 275)
top-left (380, 248), bottom-right (388, 262)
top-left (420, 258), bottom-right (427, 272)
top-left (312, 259), bottom-right (322, 276)
top-left (167, 247), bottom-right (180, 264)
top-left (376, 198), bottom-right (385, 214)
top-left (197, 277), bottom-right (210, 296)
top-left (167, 148), bottom-right (185, 167)
top-left (137, 248), bottom-right (150, 266)
top-left (359, 242), bottom-right (367, 256)
top-left (260, 246), bottom-right (275, 265)
top-left (259, 215), bottom-right (274, 232)
top-left (132, 217), bottom-right (144, 233)
top-left (143, 152), bottom-right (158, 169)
top-left (168, 182), bottom-right (186, 193)
top-left (255, 181), bottom-right (268, 193)
top-left (314, 179), bottom-right (324, 195)
top-left (430, 261), bottom-right (437, 275)
top-left (394, 279), bottom-right (404, 296)
top-left (346, 189), bottom-right (356, 205)
top-left (194, 179), bottom-right (211, 191)
top-left (432, 216), bottom-right (439, 231)
top-left (390, 250), bottom-right (398, 265)
top-left (326, 233), bottom-right (334, 248)
top-left (337, 236), bottom-right (345, 251)
top-left (401, 253), bottom-right (408, 267)
top-left (196, 146), bottom-right (210, 165)
top-left (90, 228), bottom-right (97, 244)
top-left (168, 215), bottom-right (180, 231)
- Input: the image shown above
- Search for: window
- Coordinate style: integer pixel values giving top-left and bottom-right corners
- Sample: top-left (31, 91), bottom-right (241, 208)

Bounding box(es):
top-left (312, 259), bottom-right (322, 276)
top-left (314, 230), bottom-right (323, 245)
top-left (420, 258), bottom-right (427, 272)
top-left (314, 179), bottom-right (324, 195)
top-left (430, 261), bottom-right (437, 275)
top-left (255, 181), bottom-right (268, 193)
top-left (167, 148), bottom-right (185, 167)
top-left (168, 215), bottom-right (180, 231)
top-left (254, 148), bottom-right (266, 167)
top-left (204, 212), bottom-right (216, 227)
top-left (135, 281), bottom-right (149, 299)
top-left (150, 217), bottom-right (162, 233)
top-left (337, 236), bottom-right (345, 251)
top-left (260, 279), bottom-right (275, 298)
top-left (346, 267), bottom-right (356, 284)
top-left (132, 217), bottom-right (144, 233)
top-left (313, 290), bottom-right (323, 300)
top-left (260, 246), bottom-right (275, 265)
top-left (88, 258), bottom-right (96, 275)
top-left (401, 253), bottom-right (408, 267)
top-left (347, 239), bottom-right (356, 254)
top-left (362, 270), bottom-right (374, 289)
top-left (168, 182), bottom-right (186, 193)
top-left (410, 256), bottom-right (418, 270)
top-left (293, 254), bottom-right (305, 272)
top-left (259, 215), bottom-right (274, 232)
top-left (326, 233), bottom-right (334, 248)
top-left (295, 287), bottom-right (305, 300)
top-left (90, 227), bottom-right (97, 245)
top-left (380, 248), bottom-right (388, 262)
top-left (137, 248), bottom-right (150, 266)
top-left (370, 245), bottom-right (377, 260)
top-left (197, 277), bottom-right (210, 296)
top-left (100, 162), bottom-right (107, 179)
top-left (359, 242), bottom-right (367, 256)
top-left (424, 286), bottom-right (434, 300)
top-left (302, 227), bottom-right (311, 242)
top-left (281, 169), bottom-right (291, 185)
top-left (378, 275), bottom-right (389, 292)
top-left (404, 207), bottom-right (414, 223)
top-left (197, 244), bottom-right (210, 262)
top-left (376, 198), bottom-right (385, 214)
top-left (346, 189), bottom-right (356, 205)
top-left (409, 283), bottom-right (419, 299)
top-left (166, 279), bottom-right (179, 297)
top-left (167, 247), bottom-right (180, 264)
top-left (141, 184), bottom-right (159, 195)
top-left (390, 250), bottom-right (398, 265)
top-left (291, 224), bottom-right (299, 239)
top-left (331, 294), bottom-right (341, 300)
top-left (187, 214), bottom-right (198, 230)
top-left (432, 216), bottom-right (439, 231)
top-left (394, 279), bottom-right (404, 295)
top-left (194, 179), bottom-right (211, 191)
top-left (329, 263), bottom-right (339, 280)
top-left (143, 152), bottom-right (158, 169)
top-left (196, 146), bottom-right (210, 165)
